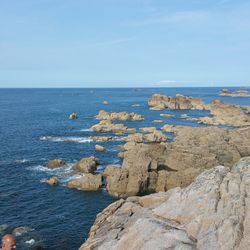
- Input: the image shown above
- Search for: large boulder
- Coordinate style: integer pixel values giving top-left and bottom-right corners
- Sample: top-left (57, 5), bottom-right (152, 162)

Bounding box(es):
top-left (95, 145), bottom-right (106, 152)
top-left (105, 126), bottom-right (250, 198)
top-left (91, 136), bottom-right (114, 142)
top-left (72, 157), bottom-right (99, 173)
top-left (47, 159), bottom-right (66, 169)
top-left (46, 176), bottom-right (59, 186)
top-left (67, 174), bottom-right (102, 191)
top-left (148, 94), bottom-right (207, 110)
top-left (69, 113), bottom-right (78, 119)
top-left (91, 120), bottom-right (128, 134)
top-left (96, 110), bottom-right (144, 121)
top-left (80, 157), bottom-right (250, 250)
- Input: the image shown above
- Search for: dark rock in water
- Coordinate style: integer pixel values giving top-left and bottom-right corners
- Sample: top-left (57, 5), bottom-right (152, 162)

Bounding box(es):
top-left (13, 226), bottom-right (33, 237)
top-left (67, 174), bottom-right (102, 191)
top-left (72, 157), bottom-right (99, 173)
top-left (69, 112), bottom-right (78, 119)
top-left (0, 224), bottom-right (10, 236)
top-left (47, 159), bottom-right (66, 169)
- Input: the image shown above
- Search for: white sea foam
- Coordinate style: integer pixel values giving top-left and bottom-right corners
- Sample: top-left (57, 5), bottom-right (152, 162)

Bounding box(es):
top-left (25, 239), bottom-right (35, 245)
top-left (80, 128), bottom-right (92, 132)
top-left (40, 136), bottom-right (92, 143)
top-left (15, 159), bottom-right (29, 164)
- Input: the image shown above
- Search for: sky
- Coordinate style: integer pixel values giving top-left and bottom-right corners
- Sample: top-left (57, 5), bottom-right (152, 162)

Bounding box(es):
top-left (0, 0), bottom-right (250, 88)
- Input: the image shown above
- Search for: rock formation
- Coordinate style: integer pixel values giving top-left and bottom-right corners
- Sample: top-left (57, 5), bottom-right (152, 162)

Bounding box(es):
top-left (80, 157), bottom-right (250, 250)
top-left (67, 174), bottom-right (102, 191)
top-left (148, 94), bottom-right (207, 110)
top-left (47, 159), bottom-right (66, 169)
top-left (91, 120), bottom-right (128, 134)
top-left (105, 126), bottom-right (250, 198)
top-left (69, 113), bottom-right (78, 119)
top-left (96, 110), bottom-right (144, 121)
top-left (72, 157), bottom-right (99, 173)
top-left (124, 130), bottom-right (167, 143)
top-left (139, 127), bottom-right (157, 133)
top-left (95, 145), bottom-right (106, 152)
top-left (199, 100), bottom-right (250, 127)
top-left (46, 176), bottom-right (59, 186)
top-left (220, 89), bottom-right (250, 97)
top-left (91, 136), bottom-right (114, 142)
top-left (148, 94), bottom-right (250, 127)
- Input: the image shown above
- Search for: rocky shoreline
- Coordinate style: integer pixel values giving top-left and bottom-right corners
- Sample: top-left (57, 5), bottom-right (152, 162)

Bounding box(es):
top-left (80, 157), bottom-right (250, 250)
top-left (41, 93), bottom-right (250, 249)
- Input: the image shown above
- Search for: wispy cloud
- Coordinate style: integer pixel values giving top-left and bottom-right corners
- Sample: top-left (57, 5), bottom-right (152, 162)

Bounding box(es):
top-left (127, 11), bottom-right (209, 26)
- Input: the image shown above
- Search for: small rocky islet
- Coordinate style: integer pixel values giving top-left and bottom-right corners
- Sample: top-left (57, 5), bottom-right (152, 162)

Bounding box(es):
top-left (43, 93), bottom-right (250, 249)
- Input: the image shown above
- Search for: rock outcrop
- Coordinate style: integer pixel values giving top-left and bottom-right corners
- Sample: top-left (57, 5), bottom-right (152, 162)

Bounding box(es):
top-left (80, 157), bottom-right (250, 250)
top-left (91, 120), bottom-right (128, 134)
top-left (105, 126), bottom-right (250, 197)
top-left (46, 176), bottom-right (59, 186)
top-left (47, 159), bottom-right (66, 169)
top-left (148, 94), bottom-right (207, 110)
top-left (220, 89), bottom-right (250, 97)
top-left (91, 136), bottom-right (114, 142)
top-left (96, 110), bottom-right (144, 121)
top-left (69, 113), bottom-right (78, 119)
top-left (72, 157), bottom-right (99, 173)
top-left (67, 174), bottom-right (102, 191)
top-left (95, 145), bottom-right (106, 152)
top-left (199, 100), bottom-right (250, 127)
top-left (124, 130), bottom-right (167, 143)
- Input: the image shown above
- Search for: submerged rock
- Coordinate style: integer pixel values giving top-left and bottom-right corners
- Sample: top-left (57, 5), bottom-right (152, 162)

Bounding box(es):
top-left (72, 157), bottom-right (99, 173)
top-left (13, 226), bottom-right (33, 237)
top-left (148, 94), bottom-right (207, 110)
top-left (80, 157), bottom-right (250, 250)
top-left (46, 176), bottom-right (59, 186)
top-left (67, 174), bottom-right (102, 191)
top-left (96, 110), bottom-right (144, 121)
top-left (47, 159), bottom-right (66, 169)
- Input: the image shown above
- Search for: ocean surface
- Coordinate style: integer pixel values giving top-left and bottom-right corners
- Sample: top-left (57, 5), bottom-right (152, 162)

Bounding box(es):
top-left (0, 87), bottom-right (249, 249)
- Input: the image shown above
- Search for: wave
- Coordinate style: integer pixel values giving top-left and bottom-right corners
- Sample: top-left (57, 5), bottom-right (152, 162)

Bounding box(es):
top-left (15, 159), bottom-right (30, 164)
top-left (40, 136), bottom-right (92, 143)
top-left (80, 128), bottom-right (92, 132)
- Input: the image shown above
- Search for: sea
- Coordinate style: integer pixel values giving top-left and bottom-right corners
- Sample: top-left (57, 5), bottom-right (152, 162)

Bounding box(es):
top-left (0, 87), bottom-right (249, 249)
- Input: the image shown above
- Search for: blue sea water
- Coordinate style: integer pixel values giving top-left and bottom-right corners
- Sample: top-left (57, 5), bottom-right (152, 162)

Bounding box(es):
top-left (0, 87), bottom-right (249, 249)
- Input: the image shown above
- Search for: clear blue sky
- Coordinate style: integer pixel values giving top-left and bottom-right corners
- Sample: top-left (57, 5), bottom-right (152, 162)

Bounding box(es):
top-left (0, 0), bottom-right (250, 88)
